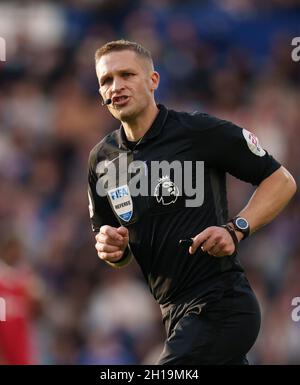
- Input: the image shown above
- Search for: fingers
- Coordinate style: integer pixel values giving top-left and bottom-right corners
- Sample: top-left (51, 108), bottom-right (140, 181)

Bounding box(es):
top-left (95, 242), bottom-right (120, 253)
top-left (96, 233), bottom-right (124, 248)
top-left (96, 225), bottom-right (123, 242)
top-left (201, 234), bottom-right (228, 256)
top-left (208, 243), bottom-right (223, 256)
top-left (201, 234), bottom-right (222, 253)
top-left (96, 225), bottom-right (124, 247)
top-left (95, 225), bottom-right (129, 263)
top-left (189, 226), bottom-right (236, 257)
top-left (97, 250), bottom-right (124, 262)
top-left (117, 226), bottom-right (129, 237)
top-left (189, 228), bottom-right (213, 254)
top-left (117, 226), bottom-right (129, 243)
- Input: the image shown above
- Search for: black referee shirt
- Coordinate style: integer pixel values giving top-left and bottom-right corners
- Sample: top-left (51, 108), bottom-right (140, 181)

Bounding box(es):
top-left (88, 105), bottom-right (281, 306)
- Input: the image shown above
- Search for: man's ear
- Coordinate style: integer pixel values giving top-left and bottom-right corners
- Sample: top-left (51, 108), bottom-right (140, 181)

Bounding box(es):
top-left (150, 71), bottom-right (160, 91)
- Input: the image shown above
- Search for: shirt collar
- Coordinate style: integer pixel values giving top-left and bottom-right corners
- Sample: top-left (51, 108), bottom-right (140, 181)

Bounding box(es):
top-left (116, 104), bottom-right (168, 150)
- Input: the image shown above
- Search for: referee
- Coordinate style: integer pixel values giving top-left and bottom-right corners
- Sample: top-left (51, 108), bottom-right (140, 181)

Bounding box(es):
top-left (88, 40), bottom-right (296, 364)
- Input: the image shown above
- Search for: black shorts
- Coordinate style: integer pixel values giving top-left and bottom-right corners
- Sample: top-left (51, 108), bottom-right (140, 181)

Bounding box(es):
top-left (157, 275), bottom-right (261, 365)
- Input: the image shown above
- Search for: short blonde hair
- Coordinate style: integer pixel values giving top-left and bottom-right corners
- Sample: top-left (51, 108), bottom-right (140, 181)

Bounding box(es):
top-left (95, 39), bottom-right (153, 67)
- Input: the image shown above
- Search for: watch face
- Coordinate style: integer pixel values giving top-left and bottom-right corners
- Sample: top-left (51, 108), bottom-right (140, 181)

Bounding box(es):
top-left (236, 218), bottom-right (248, 230)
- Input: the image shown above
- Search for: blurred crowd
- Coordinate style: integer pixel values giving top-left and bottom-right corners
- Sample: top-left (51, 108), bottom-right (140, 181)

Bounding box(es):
top-left (0, 0), bottom-right (300, 364)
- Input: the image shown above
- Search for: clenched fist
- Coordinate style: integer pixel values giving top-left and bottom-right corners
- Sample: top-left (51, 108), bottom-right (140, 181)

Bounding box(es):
top-left (95, 225), bottom-right (129, 263)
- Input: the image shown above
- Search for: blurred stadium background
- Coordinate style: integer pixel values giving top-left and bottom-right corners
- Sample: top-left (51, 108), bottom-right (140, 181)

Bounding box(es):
top-left (0, 0), bottom-right (300, 365)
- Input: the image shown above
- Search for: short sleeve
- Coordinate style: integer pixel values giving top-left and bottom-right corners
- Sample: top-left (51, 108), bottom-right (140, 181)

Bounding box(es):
top-left (191, 113), bottom-right (281, 186)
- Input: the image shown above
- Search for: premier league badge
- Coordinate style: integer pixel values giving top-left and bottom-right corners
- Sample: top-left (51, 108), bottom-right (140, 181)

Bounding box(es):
top-left (154, 175), bottom-right (180, 205)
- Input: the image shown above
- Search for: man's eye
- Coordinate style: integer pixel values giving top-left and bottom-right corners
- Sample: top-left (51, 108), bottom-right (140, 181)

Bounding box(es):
top-left (123, 72), bottom-right (133, 78)
top-left (101, 78), bottom-right (112, 86)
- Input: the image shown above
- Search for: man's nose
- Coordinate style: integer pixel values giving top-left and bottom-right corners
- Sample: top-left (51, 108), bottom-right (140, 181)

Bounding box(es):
top-left (112, 77), bottom-right (124, 92)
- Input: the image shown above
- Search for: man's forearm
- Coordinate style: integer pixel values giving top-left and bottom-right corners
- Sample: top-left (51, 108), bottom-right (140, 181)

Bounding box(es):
top-left (236, 166), bottom-right (297, 236)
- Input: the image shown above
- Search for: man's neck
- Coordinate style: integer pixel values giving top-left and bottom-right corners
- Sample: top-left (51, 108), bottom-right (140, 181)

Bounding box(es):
top-left (122, 103), bottom-right (159, 142)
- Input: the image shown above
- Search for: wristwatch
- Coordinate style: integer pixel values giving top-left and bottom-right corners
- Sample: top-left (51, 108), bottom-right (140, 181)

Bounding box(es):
top-left (229, 217), bottom-right (250, 240)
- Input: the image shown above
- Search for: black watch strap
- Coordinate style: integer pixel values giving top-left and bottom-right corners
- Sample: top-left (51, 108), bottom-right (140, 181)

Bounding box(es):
top-left (221, 224), bottom-right (238, 257)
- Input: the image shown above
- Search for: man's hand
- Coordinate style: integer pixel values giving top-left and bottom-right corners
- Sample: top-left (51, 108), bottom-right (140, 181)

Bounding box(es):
top-left (95, 225), bottom-right (129, 263)
top-left (189, 226), bottom-right (243, 257)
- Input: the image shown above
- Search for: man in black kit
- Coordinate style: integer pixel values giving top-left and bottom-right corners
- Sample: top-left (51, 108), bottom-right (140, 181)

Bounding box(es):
top-left (88, 40), bottom-right (297, 364)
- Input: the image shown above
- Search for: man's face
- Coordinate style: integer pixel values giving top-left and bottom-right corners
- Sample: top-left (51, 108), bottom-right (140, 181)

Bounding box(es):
top-left (96, 50), bottom-right (159, 122)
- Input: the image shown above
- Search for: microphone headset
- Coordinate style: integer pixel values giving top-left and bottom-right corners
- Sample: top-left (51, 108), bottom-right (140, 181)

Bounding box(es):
top-left (101, 98), bottom-right (112, 106)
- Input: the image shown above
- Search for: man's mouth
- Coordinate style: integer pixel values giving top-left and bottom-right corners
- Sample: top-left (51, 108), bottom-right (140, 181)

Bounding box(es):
top-left (112, 95), bottom-right (130, 106)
